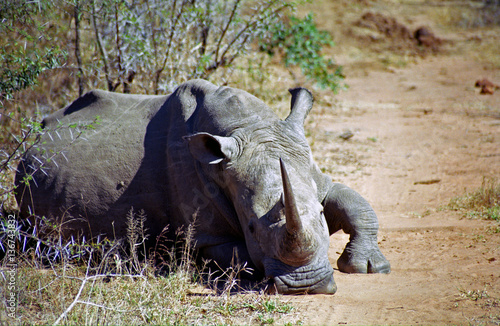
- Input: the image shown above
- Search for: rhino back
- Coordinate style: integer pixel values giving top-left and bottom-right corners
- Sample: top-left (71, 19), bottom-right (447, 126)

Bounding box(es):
top-left (16, 90), bottom-right (169, 237)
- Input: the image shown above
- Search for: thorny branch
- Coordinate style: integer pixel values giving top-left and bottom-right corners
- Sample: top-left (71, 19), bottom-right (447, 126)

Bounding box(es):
top-left (53, 250), bottom-right (146, 325)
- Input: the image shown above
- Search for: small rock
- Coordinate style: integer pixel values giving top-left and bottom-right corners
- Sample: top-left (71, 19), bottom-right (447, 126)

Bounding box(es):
top-left (339, 131), bottom-right (354, 140)
top-left (475, 78), bottom-right (499, 95)
top-left (414, 26), bottom-right (442, 51)
top-left (414, 179), bottom-right (441, 185)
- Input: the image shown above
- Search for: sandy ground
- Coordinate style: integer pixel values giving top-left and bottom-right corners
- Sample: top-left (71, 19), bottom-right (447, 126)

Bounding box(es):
top-left (280, 4), bottom-right (500, 323)
top-left (283, 44), bottom-right (500, 326)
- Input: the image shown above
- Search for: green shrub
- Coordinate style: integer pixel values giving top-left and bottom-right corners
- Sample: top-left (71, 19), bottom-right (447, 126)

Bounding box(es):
top-left (70, 0), bottom-right (294, 94)
top-left (260, 13), bottom-right (344, 92)
top-left (0, 1), bottom-right (67, 102)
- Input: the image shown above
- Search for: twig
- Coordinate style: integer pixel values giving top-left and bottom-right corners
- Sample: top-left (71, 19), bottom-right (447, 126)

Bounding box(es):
top-left (154, 0), bottom-right (188, 94)
top-left (0, 126), bottom-right (32, 172)
top-left (74, 300), bottom-right (132, 312)
top-left (54, 252), bottom-right (94, 325)
top-left (203, 1), bottom-right (288, 78)
top-left (53, 249), bottom-right (146, 325)
top-left (146, 0), bottom-right (159, 78)
top-left (215, 0), bottom-right (241, 63)
top-left (91, 0), bottom-right (113, 91)
top-left (74, 0), bottom-right (84, 96)
top-left (220, 1), bottom-right (286, 61)
top-left (114, 1), bottom-right (123, 92)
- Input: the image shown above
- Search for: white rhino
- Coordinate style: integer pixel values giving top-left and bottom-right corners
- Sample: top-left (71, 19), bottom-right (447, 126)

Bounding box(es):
top-left (16, 79), bottom-right (390, 294)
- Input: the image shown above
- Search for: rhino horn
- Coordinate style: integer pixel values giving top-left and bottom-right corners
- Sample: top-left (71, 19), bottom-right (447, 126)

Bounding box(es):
top-left (279, 159), bottom-right (314, 263)
top-left (280, 159), bottom-right (307, 241)
top-left (285, 87), bottom-right (313, 128)
top-left (280, 158), bottom-right (303, 234)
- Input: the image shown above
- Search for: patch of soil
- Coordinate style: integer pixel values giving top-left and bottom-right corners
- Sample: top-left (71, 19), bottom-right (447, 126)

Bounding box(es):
top-left (353, 12), bottom-right (443, 55)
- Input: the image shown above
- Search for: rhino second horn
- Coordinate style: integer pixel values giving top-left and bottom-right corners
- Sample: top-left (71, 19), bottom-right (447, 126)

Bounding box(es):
top-left (279, 158), bottom-right (303, 235)
top-left (285, 87), bottom-right (313, 127)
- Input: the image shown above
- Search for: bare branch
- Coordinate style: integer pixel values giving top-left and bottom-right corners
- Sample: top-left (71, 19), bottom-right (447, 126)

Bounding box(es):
top-left (203, 1), bottom-right (289, 78)
top-left (53, 251), bottom-right (93, 325)
top-left (114, 1), bottom-right (123, 92)
top-left (154, 0), bottom-right (190, 94)
top-left (215, 0), bottom-right (241, 63)
top-left (73, 0), bottom-right (84, 96)
top-left (91, 0), bottom-right (113, 91)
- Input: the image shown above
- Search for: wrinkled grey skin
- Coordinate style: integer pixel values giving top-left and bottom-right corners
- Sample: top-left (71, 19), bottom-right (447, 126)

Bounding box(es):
top-left (16, 79), bottom-right (390, 294)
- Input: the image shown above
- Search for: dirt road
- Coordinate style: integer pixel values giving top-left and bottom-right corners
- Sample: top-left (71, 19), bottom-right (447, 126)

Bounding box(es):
top-left (285, 34), bottom-right (500, 326)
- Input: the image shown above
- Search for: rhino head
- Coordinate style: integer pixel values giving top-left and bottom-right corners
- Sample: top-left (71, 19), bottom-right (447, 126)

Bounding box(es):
top-left (186, 87), bottom-right (336, 294)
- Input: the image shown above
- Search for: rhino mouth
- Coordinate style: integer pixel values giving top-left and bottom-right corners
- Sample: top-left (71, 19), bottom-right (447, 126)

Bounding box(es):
top-left (263, 258), bottom-right (337, 295)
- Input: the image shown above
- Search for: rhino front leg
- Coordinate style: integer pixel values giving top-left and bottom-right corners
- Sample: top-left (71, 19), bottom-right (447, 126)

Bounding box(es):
top-left (322, 182), bottom-right (390, 274)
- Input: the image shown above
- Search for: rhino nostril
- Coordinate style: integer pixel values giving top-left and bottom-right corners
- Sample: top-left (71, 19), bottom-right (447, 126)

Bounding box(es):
top-left (309, 274), bottom-right (337, 294)
top-left (265, 280), bottom-right (278, 295)
top-left (248, 220), bottom-right (255, 234)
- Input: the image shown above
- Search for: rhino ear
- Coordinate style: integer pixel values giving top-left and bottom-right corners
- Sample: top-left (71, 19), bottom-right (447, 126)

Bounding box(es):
top-left (185, 132), bottom-right (238, 165)
top-left (285, 87), bottom-right (313, 128)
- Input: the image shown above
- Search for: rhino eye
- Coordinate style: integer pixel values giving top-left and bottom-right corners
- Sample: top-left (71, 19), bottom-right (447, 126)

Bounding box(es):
top-left (248, 220), bottom-right (255, 234)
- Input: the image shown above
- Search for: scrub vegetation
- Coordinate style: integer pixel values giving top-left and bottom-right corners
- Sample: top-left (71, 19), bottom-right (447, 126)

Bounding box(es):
top-left (0, 211), bottom-right (299, 325)
top-left (447, 177), bottom-right (500, 221)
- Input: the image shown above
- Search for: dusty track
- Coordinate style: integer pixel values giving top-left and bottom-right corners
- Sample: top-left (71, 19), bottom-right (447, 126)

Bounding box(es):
top-left (286, 45), bottom-right (500, 325)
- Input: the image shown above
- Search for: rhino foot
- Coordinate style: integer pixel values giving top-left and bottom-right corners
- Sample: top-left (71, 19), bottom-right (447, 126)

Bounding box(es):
top-left (337, 237), bottom-right (390, 274)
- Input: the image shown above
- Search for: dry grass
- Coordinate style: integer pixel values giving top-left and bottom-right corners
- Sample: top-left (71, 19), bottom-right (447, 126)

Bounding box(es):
top-left (456, 286), bottom-right (500, 326)
top-left (0, 213), bottom-right (300, 325)
top-left (8, 262), bottom-right (297, 325)
top-left (448, 177), bottom-right (500, 221)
